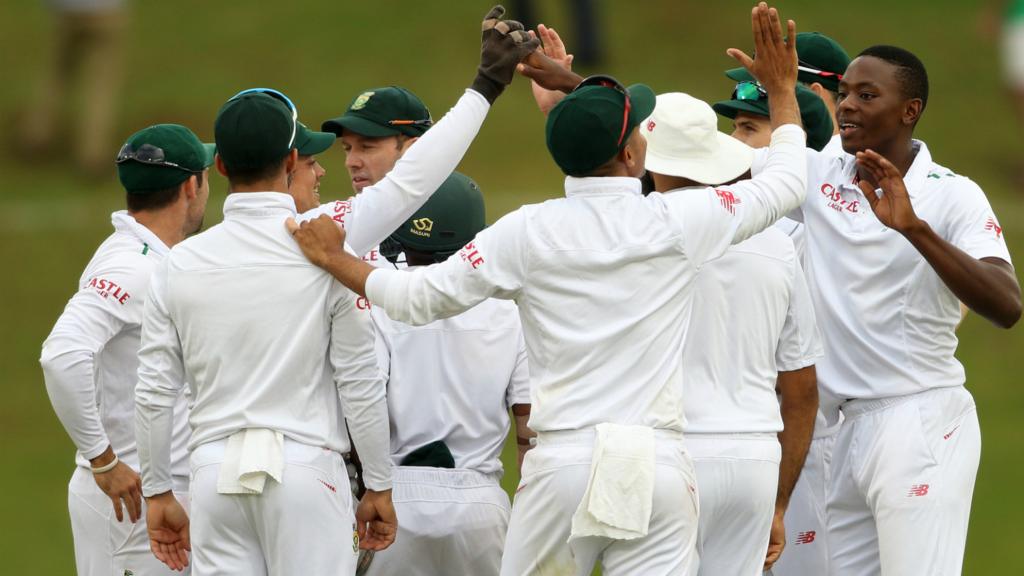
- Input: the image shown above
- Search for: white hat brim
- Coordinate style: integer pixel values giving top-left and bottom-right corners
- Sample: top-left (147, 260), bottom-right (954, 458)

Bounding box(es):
top-left (645, 132), bottom-right (754, 186)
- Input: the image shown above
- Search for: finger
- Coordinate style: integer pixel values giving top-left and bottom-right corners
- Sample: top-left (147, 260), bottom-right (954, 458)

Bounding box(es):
top-left (126, 490), bottom-right (141, 523)
top-left (547, 26), bottom-right (568, 59)
top-left (517, 34), bottom-right (541, 53)
top-left (503, 19), bottom-right (525, 33)
top-left (285, 217), bottom-right (299, 235)
top-left (482, 5), bottom-right (505, 28)
top-left (494, 20), bottom-right (510, 35)
top-left (111, 495), bottom-right (124, 522)
top-left (858, 178), bottom-right (881, 208)
top-left (786, 18), bottom-right (797, 55)
top-left (726, 48), bottom-right (755, 71)
top-left (755, 4), bottom-right (771, 54)
top-left (768, 7), bottom-right (783, 46)
top-left (509, 29), bottom-right (530, 44)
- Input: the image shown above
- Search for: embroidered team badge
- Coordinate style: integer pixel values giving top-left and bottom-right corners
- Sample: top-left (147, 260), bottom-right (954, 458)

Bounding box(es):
top-left (350, 91), bottom-right (375, 111)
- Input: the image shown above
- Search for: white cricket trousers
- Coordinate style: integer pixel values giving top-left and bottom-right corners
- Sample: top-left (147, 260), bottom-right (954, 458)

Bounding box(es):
top-left (827, 386), bottom-right (981, 576)
top-left (366, 466), bottom-right (510, 576)
top-left (68, 466), bottom-right (190, 576)
top-left (688, 433), bottom-right (781, 576)
top-left (501, 428), bottom-right (700, 576)
top-left (769, 424), bottom-right (839, 576)
top-left (189, 438), bottom-right (357, 576)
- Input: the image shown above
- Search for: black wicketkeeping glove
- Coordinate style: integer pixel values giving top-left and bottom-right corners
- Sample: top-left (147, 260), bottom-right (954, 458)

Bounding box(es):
top-left (471, 5), bottom-right (541, 104)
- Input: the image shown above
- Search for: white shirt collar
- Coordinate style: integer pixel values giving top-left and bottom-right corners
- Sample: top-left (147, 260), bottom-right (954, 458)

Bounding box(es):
top-left (111, 211), bottom-right (170, 256)
top-left (837, 139), bottom-right (932, 196)
top-left (563, 176), bottom-right (642, 198)
top-left (223, 192), bottom-right (297, 219)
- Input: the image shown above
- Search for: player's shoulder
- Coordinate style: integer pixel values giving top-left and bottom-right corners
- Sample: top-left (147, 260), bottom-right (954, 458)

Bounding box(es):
top-left (300, 198), bottom-right (354, 225)
top-left (730, 226), bottom-right (796, 264)
top-left (83, 230), bottom-right (160, 285)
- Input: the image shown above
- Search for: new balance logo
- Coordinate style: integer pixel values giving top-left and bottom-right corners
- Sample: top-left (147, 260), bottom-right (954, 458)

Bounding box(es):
top-left (795, 531), bottom-right (816, 545)
top-left (985, 217), bottom-right (1003, 238)
top-left (943, 425), bottom-right (960, 440)
top-left (318, 479), bottom-right (337, 493)
top-left (715, 189), bottom-right (742, 214)
top-left (907, 484), bottom-right (929, 497)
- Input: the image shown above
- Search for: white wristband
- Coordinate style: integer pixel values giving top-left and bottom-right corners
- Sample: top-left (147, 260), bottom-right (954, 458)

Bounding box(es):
top-left (91, 455), bottom-right (119, 474)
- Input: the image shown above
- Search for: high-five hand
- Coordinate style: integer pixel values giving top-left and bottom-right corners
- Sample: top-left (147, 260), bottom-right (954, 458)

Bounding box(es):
top-left (474, 5), bottom-right (542, 104)
top-left (856, 149), bottom-right (923, 235)
top-left (726, 2), bottom-right (798, 93)
top-left (518, 24), bottom-right (580, 114)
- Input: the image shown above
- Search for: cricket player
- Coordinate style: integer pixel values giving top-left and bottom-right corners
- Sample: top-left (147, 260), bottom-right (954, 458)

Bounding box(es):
top-left (366, 172), bottom-right (533, 576)
top-left (749, 45), bottom-right (1021, 575)
top-left (318, 85), bottom-right (433, 268)
top-left (727, 31), bottom-right (849, 154)
top-left (642, 92), bottom-right (823, 576)
top-left (714, 77), bottom-right (841, 576)
top-left (288, 5), bottom-right (809, 573)
top-left (40, 123), bottom-right (213, 576)
top-left (135, 7), bottom-right (541, 573)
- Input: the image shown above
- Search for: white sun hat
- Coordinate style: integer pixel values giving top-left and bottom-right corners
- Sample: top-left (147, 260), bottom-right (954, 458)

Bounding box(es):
top-left (643, 92), bottom-right (754, 186)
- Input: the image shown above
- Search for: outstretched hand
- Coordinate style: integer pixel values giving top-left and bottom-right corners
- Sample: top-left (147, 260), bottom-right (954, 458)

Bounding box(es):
top-left (518, 24), bottom-right (580, 114)
top-left (726, 2), bottom-right (797, 93)
top-left (146, 492), bottom-right (190, 572)
top-left (475, 5), bottom-right (542, 103)
top-left (856, 149), bottom-right (923, 234)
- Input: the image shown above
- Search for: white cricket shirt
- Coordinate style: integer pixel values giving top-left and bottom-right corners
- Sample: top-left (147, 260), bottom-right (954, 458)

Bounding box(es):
top-left (371, 296), bottom-right (529, 477)
top-left (756, 139), bottom-right (1014, 402)
top-left (365, 124), bottom-right (808, 433)
top-left (682, 227), bottom-right (822, 434)
top-left (135, 193), bottom-right (390, 496)
top-left (40, 212), bottom-right (190, 481)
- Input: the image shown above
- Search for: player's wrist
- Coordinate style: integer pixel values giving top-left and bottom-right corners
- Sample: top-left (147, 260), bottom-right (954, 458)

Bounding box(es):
top-left (89, 445), bottom-right (116, 471)
top-left (897, 216), bottom-right (930, 239)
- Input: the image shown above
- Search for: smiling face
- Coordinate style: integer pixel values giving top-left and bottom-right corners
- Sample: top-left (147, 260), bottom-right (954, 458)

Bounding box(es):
top-left (836, 56), bottom-right (923, 155)
top-left (288, 155), bottom-right (326, 212)
top-left (730, 112), bottom-right (772, 148)
top-left (339, 131), bottom-right (416, 192)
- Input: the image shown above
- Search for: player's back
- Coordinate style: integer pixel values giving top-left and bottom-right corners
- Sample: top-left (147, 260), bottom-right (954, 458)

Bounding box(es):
top-left (682, 227), bottom-right (809, 433)
top-left (372, 298), bottom-right (527, 477)
top-left (162, 192), bottom-right (353, 452)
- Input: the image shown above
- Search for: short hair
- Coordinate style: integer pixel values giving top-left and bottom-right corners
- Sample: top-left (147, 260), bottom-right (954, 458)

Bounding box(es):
top-left (857, 45), bottom-right (929, 110)
top-left (222, 153), bottom-right (289, 187)
top-left (126, 171), bottom-right (203, 212)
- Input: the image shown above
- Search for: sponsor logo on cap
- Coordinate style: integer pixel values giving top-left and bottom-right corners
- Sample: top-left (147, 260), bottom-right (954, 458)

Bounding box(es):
top-left (351, 91), bottom-right (375, 111)
top-left (410, 217), bottom-right (434, 237)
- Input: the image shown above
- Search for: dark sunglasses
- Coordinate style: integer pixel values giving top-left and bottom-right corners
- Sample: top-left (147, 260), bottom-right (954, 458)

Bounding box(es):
top-left (228, 87), bottom-right (299, 148)
top-left (575, 74), bottom-right (632, 147)
top-left (798, 60), bottom-right (843, 80)
top-left (115, 143), bottom-right (200, 172)
top-left (732, 81), bottom-right (768, 102)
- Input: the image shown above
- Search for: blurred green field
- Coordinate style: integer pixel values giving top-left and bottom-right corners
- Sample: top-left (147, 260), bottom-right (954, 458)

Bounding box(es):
top-left (2, 0), bottom-right (1022, 573)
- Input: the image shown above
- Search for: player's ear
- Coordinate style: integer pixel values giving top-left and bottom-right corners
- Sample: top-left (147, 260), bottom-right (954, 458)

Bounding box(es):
top-left (284, 148), bottom-right (299, 173)
top-left (181, 173), bottom-right (198, 202)
top-left (214, 153), bottom-right (229, 177)
top-left (902, 98), bottom-right (923, 126)
top-left (808, 82), bottom-right (828, 99)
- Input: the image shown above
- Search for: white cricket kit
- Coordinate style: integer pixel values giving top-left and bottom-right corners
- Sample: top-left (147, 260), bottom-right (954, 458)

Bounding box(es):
top-left (366, 297), bottom-right (530, 576)
top-left (755, 140), bottom-right (1013, 575)
top-left (135, 193), bottom-right (390, 574)
top-left (40, 211), bottom-right (190, 576)
top-left (366, 124), bottom-right (809, 575)
top-left (682, 227), bottom-right (822, 576)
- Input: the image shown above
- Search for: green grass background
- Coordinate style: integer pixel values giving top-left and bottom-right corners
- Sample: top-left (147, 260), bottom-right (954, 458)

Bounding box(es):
top-left (2, 0), bottom-right (1022, 572)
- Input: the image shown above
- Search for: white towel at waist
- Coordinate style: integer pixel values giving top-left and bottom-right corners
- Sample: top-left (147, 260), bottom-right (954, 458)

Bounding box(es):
top-left (569, 423), bottom-right (656, 542)
top-left (216, 428), bottom-right (285, 494)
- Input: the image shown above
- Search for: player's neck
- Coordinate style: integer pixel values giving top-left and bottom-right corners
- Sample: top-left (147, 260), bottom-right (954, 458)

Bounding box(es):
top-left (131, 208), bottom-right (188, 248)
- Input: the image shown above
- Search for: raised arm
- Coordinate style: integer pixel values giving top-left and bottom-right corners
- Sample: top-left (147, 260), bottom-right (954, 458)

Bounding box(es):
top-left (304, 6), bottom-right (539, 256)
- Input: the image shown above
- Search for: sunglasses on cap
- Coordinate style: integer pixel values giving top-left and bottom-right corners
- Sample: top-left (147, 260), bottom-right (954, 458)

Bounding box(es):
top-left (732, 81), bottom-right (768, 102)
top-left (574, 74), bottom-right (632, 148)
top-left (798, 60), bottom-right (843, 80)
top-left (115, 143), bottom-right (201, 173)
top-left (387, 118), bottom-right (433, 127)
top-left (228, 87), bottom-right (299, 149)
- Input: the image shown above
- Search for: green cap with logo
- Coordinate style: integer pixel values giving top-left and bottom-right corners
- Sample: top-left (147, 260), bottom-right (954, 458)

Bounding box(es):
top-left (295, 122), bottom-right (335, 156)
top-left (215, 91), bottom-right (295, 171)
top-left (545, 79), bottom-right (656, 177)
top-left (726, 32), bottom-right (851, 93)
top-left (321, 86), bottom-right (432, 138)
top-left (388, 172), bottom-right (485, 257)
top-left (116, 124), bottom-right (215, 194)
top-left (712, 84), bottom-right (834, 152)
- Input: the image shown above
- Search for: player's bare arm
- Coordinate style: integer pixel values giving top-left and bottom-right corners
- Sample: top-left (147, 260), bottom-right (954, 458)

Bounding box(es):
top-left (145, 491), bottom-right (190, 571)
top-left (89, 445), bottom-right (143, 523)
top-left (727, 3), bottom-right (801, 130)
top-left (767, 365), bottom-right (818, 570)
top-left (287, 215), bottom-right (374, 297)
top-left (512, 403), bottom-right (535, 473)
top-left (856, 149), bottom-right (1022, 328)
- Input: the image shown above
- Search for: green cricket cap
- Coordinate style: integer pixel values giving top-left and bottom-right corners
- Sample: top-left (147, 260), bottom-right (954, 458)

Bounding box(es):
top-left (295, 122), bottom-right (335, 156)
top-left (725, 32), bottom-right (851, 93)
top-left (321, 86), bottom-right (432, 139)
top-left (214, 92), bottom-right (295, 171)
top-left (545, 82), bottom-right (656, 176)
top-left (712, 84), bottom-right (834, 151)
top-left (116, 124), bottom-right (215, 194)
top-left (389, 172), bottom-right (485, 256)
